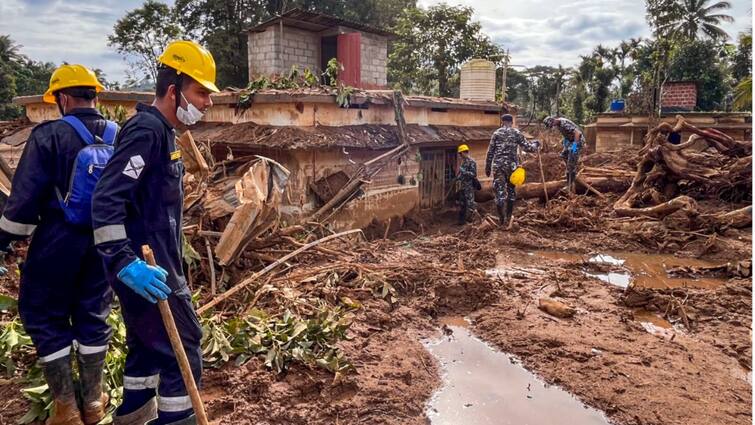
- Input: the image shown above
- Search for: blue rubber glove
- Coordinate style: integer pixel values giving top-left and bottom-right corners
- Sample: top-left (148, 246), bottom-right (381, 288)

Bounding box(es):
top-left (570, 142), bottom-right (579, 155)
top-left (117, 259), bottom-right (171, 303)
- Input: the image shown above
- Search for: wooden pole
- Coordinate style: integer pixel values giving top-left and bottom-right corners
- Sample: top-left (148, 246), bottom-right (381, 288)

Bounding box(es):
top-left (141, 245), bottom-right (208, 425)
top-left (197, 229), bottom-right (361, 315)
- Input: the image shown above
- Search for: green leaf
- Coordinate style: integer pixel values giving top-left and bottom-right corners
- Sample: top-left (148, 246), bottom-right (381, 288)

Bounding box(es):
top-left (0, 294), bottom-right (17, 312)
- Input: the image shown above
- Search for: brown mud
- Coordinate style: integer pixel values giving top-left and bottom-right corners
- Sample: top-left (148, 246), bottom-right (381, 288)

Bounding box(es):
top-left (0, 146), bottom-right (751, 424)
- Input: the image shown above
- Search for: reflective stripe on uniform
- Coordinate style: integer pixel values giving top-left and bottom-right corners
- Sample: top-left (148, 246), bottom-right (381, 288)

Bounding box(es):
top-left (76, 342), bottom-right (108, 355)
top-left (40, 345), bottom-right (71, 363)
top-left (123, 374), bottom-right (160, 390)
top-left (0, 216), bottom-right (36, 236)
top-left (93, 224), bottom-right (127, 245)
top-left (158, 395), bottom-right (192, 412)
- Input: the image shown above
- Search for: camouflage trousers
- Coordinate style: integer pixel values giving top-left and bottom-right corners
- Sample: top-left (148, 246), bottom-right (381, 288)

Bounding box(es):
top-left (492, 170), bottom-right (516, 207)
top-left (564, 153), bottom-right (579, 187)
top-left (459, 186), bottom-right (476, 213)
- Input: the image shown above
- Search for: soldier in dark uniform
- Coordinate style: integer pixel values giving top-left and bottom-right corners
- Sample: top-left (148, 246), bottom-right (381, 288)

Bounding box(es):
top-left (92, 40), bottom-right (219, 425)
top-left (485, 114), bottom-right (540, 227)
top-left (544, 116), bottom-right (583, 193)
top-left (456, 144), bottom-right (477, 225)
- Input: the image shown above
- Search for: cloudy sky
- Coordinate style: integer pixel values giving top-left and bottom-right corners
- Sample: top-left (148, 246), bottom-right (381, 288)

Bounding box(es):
top-left (1, 0), bottom-right (751, 84)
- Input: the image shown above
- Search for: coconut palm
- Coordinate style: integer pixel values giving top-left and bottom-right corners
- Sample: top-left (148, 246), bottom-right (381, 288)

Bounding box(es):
top-left (0, 35), bottom-right (24, 63)
top-left (733, 76), bottom-right (752, 110)
top-left (656, 0), bottom-right (735, 40)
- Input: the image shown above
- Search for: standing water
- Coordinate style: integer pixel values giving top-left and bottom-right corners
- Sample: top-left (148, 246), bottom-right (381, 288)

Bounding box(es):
top-left (425, 323), bottom-right (610, 425)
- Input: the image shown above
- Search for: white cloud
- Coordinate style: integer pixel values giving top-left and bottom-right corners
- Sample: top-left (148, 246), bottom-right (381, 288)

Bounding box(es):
top-left (1, 0), bottom-right (751, 85)
top-left (0, 0), bottom-right (174, 83)
top-left (419, 0), bottom-right (752, 68)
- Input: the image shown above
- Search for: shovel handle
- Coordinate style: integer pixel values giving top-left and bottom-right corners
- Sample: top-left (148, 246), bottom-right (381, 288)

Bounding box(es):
top-left (142, 245), bottom-right (208, 425)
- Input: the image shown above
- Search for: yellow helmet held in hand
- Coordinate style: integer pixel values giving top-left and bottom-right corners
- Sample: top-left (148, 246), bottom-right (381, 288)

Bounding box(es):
top-left (457, 144), bottom-right (470, 153)
top-left (158, 40), bottom-right (219, 93)
top-left (43, 64), bottom-right (105, 104)
top-left (510, 167), bottom-right (526, 186)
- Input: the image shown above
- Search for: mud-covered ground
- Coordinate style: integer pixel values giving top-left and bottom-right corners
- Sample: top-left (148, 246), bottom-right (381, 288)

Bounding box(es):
top-left (0, 195), bottom-right (751, 425)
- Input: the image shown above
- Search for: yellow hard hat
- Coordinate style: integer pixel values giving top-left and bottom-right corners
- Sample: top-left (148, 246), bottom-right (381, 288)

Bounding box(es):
top-left (158, 40), bottom-right (219, 93)
top-left (43, 64), bottom-right (105, 104)
top-left (457, 144), bottom-right (470, 153)
top-left (510, 167), bottom-right (526, 186)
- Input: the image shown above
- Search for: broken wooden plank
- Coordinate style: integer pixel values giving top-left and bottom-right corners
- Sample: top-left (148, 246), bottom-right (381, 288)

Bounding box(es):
top-left (214, 156), bottom-right (290, 265)
top-left (197, 229), bottom-right (362, 315)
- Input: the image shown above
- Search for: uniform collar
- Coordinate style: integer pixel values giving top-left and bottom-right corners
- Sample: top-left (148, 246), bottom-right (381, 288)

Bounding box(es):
top-left (65, 107), bottom-right (102, 118)
top-left (136, 103), bottom-right (175, 131)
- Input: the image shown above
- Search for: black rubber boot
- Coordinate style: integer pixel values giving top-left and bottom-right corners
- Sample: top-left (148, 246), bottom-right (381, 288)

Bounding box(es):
top-left (504, 200), bottom-right (515, 227)
top-left (147, 414), bottom-right (197, 425)
top-left (42, 355), bottom-right (84, 425)
top-left (458, 206), bottom-right (467, 225)
top-left (114, 397), bottom-right (157, 425)
top-left (78, 351), bottom-right (109, 425)
top-left (496, 204), bottom-right (506, 225)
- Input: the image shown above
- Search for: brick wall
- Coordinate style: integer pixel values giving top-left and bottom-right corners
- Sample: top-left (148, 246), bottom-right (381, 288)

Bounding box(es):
top-left (359, 32), bottom-right (388, 88)
top-left (661, 82), bottom-right (697, 110)
top-left (248, 26), bottom-right (320, 80)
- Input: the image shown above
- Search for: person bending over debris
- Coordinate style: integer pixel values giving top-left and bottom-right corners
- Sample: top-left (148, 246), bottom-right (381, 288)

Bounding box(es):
top-left (0, 65), bottom-right (116, 425)
top-left (456, 144), bottom-right (479, 225)
top-left (92, 40), bottom-right (218, 425)
top-left (543, 116), bottom-right (583, 192)
top-left (485, 114), bottom-right (541, 227)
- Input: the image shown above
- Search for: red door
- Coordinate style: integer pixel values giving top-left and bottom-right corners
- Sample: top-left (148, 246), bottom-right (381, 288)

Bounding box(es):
top-left (337, 32), bottom-right (361, 87)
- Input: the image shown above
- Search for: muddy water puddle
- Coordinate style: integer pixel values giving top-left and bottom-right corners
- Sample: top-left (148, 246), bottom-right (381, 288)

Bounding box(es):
top-left (533, 251), bottom-right (726, 289)
top-left (633, 309), bottom-right (676, 339)
top-left (424, 322), bottom-right (609, 425)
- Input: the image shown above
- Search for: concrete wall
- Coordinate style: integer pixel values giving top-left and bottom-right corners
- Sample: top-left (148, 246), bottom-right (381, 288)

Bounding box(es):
top-left (359, 32), bottom-right (388, 88)
top-left (248, 27), bottom-right (281, 79)
top-left (248, 26), bottom-right (320, 79)
top-left (204, 101), bottom-right (500, 127)
top-left (591, 113), bottom-right (752, 152)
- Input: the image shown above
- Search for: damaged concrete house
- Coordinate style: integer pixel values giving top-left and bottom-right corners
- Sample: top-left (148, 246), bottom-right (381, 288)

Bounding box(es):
top-left (7, 9), bottom-right (511, 229)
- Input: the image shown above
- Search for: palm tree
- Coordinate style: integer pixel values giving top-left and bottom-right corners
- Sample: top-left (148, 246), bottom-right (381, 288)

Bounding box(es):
top-left (733, 76), bottom-right (751, 110)
top-left (0, 35), bottom-right (24, 63)
top-left (657, 0), bottom-right (735, 40)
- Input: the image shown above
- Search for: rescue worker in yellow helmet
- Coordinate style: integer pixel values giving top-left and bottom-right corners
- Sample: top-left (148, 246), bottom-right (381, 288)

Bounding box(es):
top-left (0, 64), bottom-right (115, 425)
top-left (92, 40), bottom-right (218, 425)
top-left (456, 144), bottom-right (479, 225)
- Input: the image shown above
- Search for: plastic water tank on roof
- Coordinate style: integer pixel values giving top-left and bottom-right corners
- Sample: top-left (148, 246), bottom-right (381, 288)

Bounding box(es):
top-left (460, 59), bottom-right (496, 102)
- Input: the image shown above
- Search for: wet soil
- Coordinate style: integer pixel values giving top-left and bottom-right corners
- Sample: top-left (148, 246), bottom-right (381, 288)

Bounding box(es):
top-left (0, 200), bottom-right (751, 425)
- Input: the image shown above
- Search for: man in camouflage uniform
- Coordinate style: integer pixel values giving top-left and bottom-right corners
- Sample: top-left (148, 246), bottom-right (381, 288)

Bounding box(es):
top-left (456, 144), bottom-right (477, 225)
top-left (544, 116), bottom-right (583, 193)
top-left (485, 114), bottom-right (541, 227)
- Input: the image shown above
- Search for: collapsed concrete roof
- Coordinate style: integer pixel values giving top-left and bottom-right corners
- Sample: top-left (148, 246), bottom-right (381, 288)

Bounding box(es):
top-left (190, 122), bottom-right (498, 151)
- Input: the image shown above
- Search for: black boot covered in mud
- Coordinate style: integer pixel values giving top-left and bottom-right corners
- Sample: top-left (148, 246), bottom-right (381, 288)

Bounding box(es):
top-left (458, 206), bottom-right (467, 225)
top-left (78, 351), bottom-right (108, 425)
top-left (114, 398), bottom-right (157, 425)
top-left (496, 204), bottom-right (506, 226)
top-left (42, 355), bottom-right (84, 425)
top-left (504, 200), bottom-right (515, 228)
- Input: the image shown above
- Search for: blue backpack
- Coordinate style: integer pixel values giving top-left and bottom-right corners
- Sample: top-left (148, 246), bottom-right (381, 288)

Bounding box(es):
top-left (57, 115), bottom-right (118, 226)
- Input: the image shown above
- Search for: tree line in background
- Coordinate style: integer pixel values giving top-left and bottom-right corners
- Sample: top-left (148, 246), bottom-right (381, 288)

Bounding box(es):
top-left (1, 0), bottom-right (751, 122)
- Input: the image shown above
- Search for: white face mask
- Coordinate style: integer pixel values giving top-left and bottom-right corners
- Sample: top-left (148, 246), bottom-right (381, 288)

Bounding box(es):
top-left (176, 92), bottom-right (204, 125)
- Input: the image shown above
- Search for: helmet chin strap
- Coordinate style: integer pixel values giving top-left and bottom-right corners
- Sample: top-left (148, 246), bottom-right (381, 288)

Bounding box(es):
top-left (55, 93), bottom-right (66, 116)
top-left (174, 73), bottom-right (184, 115)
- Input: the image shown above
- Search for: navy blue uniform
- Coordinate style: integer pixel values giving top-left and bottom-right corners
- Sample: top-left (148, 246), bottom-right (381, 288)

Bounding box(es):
top-left (0, 108), bottom-right (113, 362)
top-left (91, 103), bottom-right (201, 415)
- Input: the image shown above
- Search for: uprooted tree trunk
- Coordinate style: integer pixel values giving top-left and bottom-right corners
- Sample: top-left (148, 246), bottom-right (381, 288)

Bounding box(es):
top-left (477, 177), bottom-right (630, 202)
top-left (613, 116), bottom-right (752, 227)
